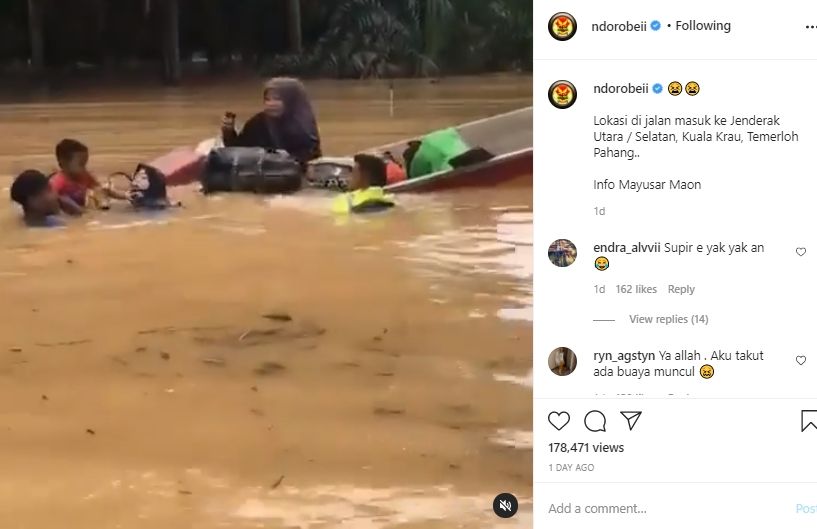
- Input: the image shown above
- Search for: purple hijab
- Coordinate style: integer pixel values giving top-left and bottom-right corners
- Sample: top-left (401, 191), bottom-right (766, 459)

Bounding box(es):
top-left (223, 77), bottom-right (322, 162)
top-left (263, 78), bottom-right (321, 160)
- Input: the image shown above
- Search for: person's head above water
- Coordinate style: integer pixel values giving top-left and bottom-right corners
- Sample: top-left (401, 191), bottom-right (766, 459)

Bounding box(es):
top-left (263, 77), bottom-right (312, 119)
top-left (55, 138), bottom-right (89, 178)
top-left (350, 154), bottom-right (387, 191)
top-left (331, 155), bottom-right (395, 215)
top-left (10, 169), bottom-right (60, 218)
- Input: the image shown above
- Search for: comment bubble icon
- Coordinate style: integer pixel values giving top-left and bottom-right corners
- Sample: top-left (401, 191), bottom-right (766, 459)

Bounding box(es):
top-left (584, 410), bottom-right (607, 432)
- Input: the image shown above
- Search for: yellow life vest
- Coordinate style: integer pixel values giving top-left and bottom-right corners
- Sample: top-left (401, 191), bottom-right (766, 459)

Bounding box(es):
top-left (331, 187), bottom-right (395, 214)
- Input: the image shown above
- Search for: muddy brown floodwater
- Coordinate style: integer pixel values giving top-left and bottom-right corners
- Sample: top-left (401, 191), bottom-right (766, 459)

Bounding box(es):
top-left (0, 75), bottom-right (532, 528)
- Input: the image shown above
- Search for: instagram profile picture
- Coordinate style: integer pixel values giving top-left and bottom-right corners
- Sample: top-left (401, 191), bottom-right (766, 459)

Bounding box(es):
top-left (549, 347), bottom-right (577, 377)
top-left (548, 238), bottom-right (577, 267)
top-left (549, 12), bottom-right (577, 41)
top-left (549, 81), bottom-right (577, 109)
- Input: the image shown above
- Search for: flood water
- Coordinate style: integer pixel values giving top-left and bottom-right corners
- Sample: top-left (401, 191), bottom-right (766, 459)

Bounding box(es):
top-left (0, 75), bottom-right (532, 528)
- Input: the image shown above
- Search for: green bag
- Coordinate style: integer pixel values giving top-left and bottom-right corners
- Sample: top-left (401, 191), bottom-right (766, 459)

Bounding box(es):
top-left (408, 128), bottom-right (470, 179)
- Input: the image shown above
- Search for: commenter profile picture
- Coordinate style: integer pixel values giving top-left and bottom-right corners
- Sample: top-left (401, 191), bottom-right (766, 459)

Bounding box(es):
top-left (548, 239), bottom-right (577, 267)
top-left (549, 347), bottom-right (577, 377)
top-left (549, 81), bottom-right (577, 109)
top-left (549, 12), bottom-right (577, 41)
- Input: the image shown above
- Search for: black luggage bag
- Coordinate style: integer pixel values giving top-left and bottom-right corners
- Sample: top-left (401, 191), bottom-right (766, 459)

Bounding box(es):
top-left (201, 147), bottom-right (303, 194)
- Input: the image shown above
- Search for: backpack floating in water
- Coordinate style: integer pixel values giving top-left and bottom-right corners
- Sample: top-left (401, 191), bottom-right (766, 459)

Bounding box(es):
top-left (106, 162), bottom-right (179, 210)
top-left (306, 157), bottom-right (353, 191)
top-left (127, 164), bottom-right (175, 208)
top-left (306, 155), bottom-right (405, 192)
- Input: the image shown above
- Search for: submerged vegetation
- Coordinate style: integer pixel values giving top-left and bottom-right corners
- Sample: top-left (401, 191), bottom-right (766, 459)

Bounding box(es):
top-left (0, 0), bottom-right (532, 82)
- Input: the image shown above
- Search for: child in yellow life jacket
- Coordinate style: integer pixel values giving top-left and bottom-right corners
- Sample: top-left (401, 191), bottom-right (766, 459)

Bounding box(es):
top-left (331, 154), bottom-right (396, 214)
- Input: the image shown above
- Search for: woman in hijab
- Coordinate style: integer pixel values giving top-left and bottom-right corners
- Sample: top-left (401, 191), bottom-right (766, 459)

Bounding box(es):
top-left (221, 78), bottom-right (322, 163)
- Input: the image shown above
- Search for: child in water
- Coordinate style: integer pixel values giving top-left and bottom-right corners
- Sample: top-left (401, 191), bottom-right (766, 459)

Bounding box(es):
top-left (50, 138), bottom-right (129, 214)
top-left (331, 154), bottom-right (396, 214)
top-left (10, 170), bottom-right (64, 227)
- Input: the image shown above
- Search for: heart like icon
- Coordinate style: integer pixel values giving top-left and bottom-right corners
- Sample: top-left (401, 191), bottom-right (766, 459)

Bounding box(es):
top-left (797, 355), bottom-right (807, 366)
top-left (796, 248), bottom-right (807, 257)
top-left (548, 411), bottom-right (570, 431)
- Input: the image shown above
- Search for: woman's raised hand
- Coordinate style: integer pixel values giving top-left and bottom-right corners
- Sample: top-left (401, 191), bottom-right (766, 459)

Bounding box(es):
top-left (221, 112), bottom-right (236, 130)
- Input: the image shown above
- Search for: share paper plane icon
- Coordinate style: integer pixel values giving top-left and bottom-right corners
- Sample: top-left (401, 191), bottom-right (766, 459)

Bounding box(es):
top-left (620, 411), bottom-right (643, 431)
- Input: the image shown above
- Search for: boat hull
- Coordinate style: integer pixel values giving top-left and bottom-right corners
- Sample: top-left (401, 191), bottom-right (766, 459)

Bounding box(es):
top-left (152, 148), bottom-right (206, 187)
top-left (386, 148), bottom-right (532, 193)
top-left (377, 106), bottom-right (532, 193)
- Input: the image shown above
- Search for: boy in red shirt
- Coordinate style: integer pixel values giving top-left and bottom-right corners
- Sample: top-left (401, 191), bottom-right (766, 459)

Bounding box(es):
top-left (51, 139), bottom-right (128, 215)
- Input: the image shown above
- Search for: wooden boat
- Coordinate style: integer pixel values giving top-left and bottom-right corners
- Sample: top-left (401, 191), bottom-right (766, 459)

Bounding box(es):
top-left (174, 106), bottom-right (531, 191)
top-left (379, 106), bottom-right (532, 193)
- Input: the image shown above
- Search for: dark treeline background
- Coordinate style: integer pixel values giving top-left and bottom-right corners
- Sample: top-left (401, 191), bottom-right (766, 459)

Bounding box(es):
top-left (0, 0), bottom-right (532, 83)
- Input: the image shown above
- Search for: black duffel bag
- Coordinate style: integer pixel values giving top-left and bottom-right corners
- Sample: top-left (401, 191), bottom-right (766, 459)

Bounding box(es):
top-left (201, 147), bottom-right (303, 194)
